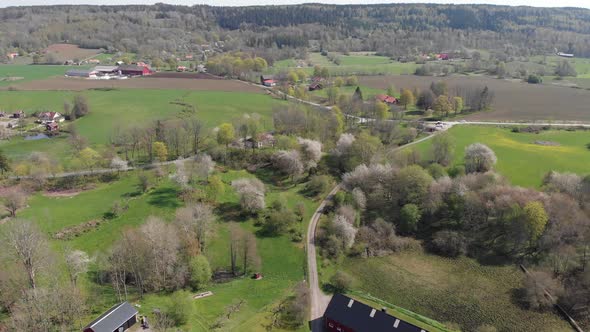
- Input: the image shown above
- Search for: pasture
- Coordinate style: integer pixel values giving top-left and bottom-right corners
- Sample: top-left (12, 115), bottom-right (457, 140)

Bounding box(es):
top-left (412, 125), bottom-right (590, 187)
top-left (0, 89), bottom-right (279, 161)
top-left (360, 75), bottom-right (590, 121)
top-left (333, 250), bottom-right (570, 332)
top-left (0, 64), bottom-right (88, 87)
top-left (15, 166), bottom-right (323, 331)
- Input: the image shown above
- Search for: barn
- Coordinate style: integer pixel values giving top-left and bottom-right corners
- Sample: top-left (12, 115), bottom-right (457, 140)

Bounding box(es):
top-left (83, 302), bottom-right (138, 332)
top-left (324, 294), bottom-right (427, 332)
top-left (118, 64), bottom-right (153, 76)
top-left (94, 66), bottom-right (119, 75)
top-left (66, 69), bottom-right (98, 78)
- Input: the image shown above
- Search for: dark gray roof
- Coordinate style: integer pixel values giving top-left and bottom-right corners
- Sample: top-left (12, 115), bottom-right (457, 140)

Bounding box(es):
top-left (324, 294), bottom-right (427, 332)
top-left (84, 302), bottom-right (138, 332)
top-left (66, 69), bottom-right (95, 76)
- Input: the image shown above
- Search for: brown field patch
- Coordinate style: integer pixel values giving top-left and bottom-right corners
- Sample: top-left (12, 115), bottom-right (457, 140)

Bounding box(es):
top-left (5, 76), bottom-right (264, 93)
top-left (360, 75), bottom-right (590, 121)
top-left (149, 72), bottom-right (223, 79)
top-left (44, 44), bottom-right (101, 62)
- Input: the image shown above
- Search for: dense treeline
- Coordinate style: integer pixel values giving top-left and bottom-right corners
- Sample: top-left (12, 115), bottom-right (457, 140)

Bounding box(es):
top-left (2, 3), bottom-right (590, 61)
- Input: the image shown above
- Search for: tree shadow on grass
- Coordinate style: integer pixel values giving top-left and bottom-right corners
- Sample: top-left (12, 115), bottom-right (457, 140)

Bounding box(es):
top-left (214, 202), bottom-right (249, 222)
top-left (510, 287), bottom-right (528, 310)
top-left (147, 187), bottom-right (181, 208)
top-left (122, 191), bottom-right (142, 198)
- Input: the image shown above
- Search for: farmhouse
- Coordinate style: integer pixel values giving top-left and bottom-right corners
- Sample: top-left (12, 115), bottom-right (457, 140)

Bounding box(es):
top-left (45, 122), bottom-right (59, 132)
top-left (324, 294), bottom-right (427, 332)
top-left (118, 64), bottom-right (153, 76)
top-left (376, 94), bottom-right (397, 104)
top-left (83, 302), bottom-right (138, 332)
top-left (261, 75), bottom-right (276, 87)
top-left (12, 110), bottom-right (25, 118)
top-left (245, 132), bottom-right (276, 149)
top-left (6, 52), bottom-right (19, 60)
top-left (38, 111), bottom-right (64, 123)
top-left (177, 66), bottom-right (187, 72)
top-left (66, 69), bottom-right (98, 78)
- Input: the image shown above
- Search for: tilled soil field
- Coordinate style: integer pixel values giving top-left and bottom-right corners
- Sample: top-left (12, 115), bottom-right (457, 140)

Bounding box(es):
top-left (360, 75), bottom-right (590, 121)
top-left (4, 76), bottom-right (264, 93)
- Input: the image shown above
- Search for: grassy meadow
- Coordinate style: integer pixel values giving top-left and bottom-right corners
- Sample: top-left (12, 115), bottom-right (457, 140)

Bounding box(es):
top-left (15, 165), bottom-right (325, 331)
top-left (328, 251), bottom-right (570, 332)
top-left (412, 125), bottom-right (590, 187)
top-left (0, 89), bottom-right (281, 163)
top-left (0, 64), bottom-right (88, 87)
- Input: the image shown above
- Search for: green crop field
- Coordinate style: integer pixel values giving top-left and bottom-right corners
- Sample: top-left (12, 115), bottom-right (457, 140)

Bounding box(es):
top-left (0, 89), bottom-right (282, 163)
top-left (15, 166), bottom-right (324, 331)
top-left (0, 64), bottom-right (87, 87)
top-left (337, 54), bottom-right (392, 66)
top-left (330, 250), bottom-right (570, 332)
top-left (412, 125), bottom-right (590, 188)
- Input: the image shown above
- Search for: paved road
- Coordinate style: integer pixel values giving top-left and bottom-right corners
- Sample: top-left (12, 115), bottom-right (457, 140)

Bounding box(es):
top-left (307, 184), bottom-right (340, 332)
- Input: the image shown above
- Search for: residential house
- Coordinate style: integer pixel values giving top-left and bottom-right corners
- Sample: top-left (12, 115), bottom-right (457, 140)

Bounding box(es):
top-left (7, 52), bottom-right (19, 60)
top-left (118, 64), bottom-right (153, 76)
top-left (309, 77), bottom-right (324, 91)
top-left (376, 94), bottom-right (397, 104)
top-left (38, 111), bottom-right (64, 123)
top-left (88, 59), bottom-right (101, 64)
top-left (261, 75), bottom-right (276, 87)
top-left (46, 122), bottom-right (59, 132)
top-left (177, 66), bottom-right (188, 72)
top-left (83, 302), bottom-right (138, 332)
top-left (324, 294), bottom-right (427, 332)
top-left (12, 110), bottom-right (25, 119)
top-left (244, 133), bottom-right (275, 149)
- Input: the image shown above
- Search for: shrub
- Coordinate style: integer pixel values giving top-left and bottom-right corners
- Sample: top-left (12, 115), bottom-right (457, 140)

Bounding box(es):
top-left (527, 74), bottom-right (543, 84)
top-left (306, 175), bottom-right (333, 196)
top-left (189, 255), bottom-right (211, 290)
top-left (166, 291), bottom-right (191, 326)
top-left (330, 271), bottom-right (353, 292)
top-left (431, 230), bottom-right (467, 257)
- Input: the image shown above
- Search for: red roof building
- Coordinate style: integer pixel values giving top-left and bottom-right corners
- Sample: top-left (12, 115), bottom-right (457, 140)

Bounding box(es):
top-left (46, 122), bottom-right (59, 132)
top-left (118, 65), bottom-right (153, 76)
top-left (376, 94), bottom-right (397, 104)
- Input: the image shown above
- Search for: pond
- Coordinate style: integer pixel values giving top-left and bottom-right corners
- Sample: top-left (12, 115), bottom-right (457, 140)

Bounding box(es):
top-left (24, 133), bottom-right (50, 141)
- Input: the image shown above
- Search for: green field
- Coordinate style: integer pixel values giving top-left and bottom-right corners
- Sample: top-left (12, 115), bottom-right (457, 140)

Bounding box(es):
top-left (413, 125), bottom-right (590, 187)
top-left (0, 89), bottom-right (281, 163)
top-left (0, 64), bottom-right (87, 87)
top-left (15, 166), bottom-right (324, 331)
top-left (337, 54), bottom-right (392, 66)
top-left (331, 250), bottom-right (570, 332)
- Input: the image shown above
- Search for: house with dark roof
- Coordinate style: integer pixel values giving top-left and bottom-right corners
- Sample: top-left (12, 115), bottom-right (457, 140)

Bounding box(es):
top-left (324, 294), bottom-right (427, 332)
top-left (83, 302), bottom-right (138, 332)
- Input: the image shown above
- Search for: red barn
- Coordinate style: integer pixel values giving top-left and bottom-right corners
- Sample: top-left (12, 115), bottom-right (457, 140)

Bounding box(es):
top-left (324, 294), bottom-right (427, 332)
top-left (118, 64), bottom-right (153, 76)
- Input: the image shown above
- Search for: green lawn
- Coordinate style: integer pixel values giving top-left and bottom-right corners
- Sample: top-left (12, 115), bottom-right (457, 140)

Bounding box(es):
top-left (412, 125), bottom-right (590, 187)
top-left (15, 167), bottom-right (324, 331)
top-left (338, 54), bottom-right (392, 66)
top-left (333, 250), bottom-right (570, 332)
top-left (0, 89), bottom-right (281, 162)
top-left (0, 64), bottom-right (88, 87)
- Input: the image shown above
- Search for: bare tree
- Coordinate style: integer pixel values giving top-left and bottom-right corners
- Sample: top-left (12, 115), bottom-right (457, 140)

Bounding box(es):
top-left (193, 153), bottom-right (215, 180)
top-left (272, 150), bottom-right (304, 180)
top-left (2, 219), bottom-right (49, 289)
top-left (522, 270), bottom-right (563, 310)
top-left (175, 203), bottom-right (214, 255)
top-left (332, 214), bottom-right (357, 249)
top-left (232, 178), bottom-right (266, 213)
top-left (297, 137), bottom-right (322, 172)
top-left (464, 143), bottom-right (497, 173)
top-left (110, 156), bottom-right (128, 172)
top-left (64, 249), bottom-right (90, 286)
top-left (3, 187), bottom-right (27, 217)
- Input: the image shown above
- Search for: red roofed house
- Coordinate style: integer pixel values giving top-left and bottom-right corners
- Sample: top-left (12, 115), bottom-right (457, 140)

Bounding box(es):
top-left (7, 52), bottom-right (19, 60)
top-left (438, 53), bottom-right (450, 60)
top-left (376, 94), bottom-right (397, 104)
top-left (177, 66), bottom-right (187, 72)
top-left (38, 111), bottom-right (64, 123)
top-left (260, 75), bottom-right (276, 87)
top-left (46, 122), bottom-right (59, 132)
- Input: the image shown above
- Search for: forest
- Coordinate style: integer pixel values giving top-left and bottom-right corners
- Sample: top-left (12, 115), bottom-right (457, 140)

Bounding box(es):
top-left (2, 3), bottom-right (590, 61)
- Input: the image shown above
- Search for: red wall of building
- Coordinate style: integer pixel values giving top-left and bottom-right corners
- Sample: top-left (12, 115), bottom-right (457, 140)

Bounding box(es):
top-left (325, 318), bottom-right (355, 332)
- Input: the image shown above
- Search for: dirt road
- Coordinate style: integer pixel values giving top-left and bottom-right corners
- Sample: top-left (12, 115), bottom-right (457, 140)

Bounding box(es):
top-left (307, 184), bottom-right (340, 331)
